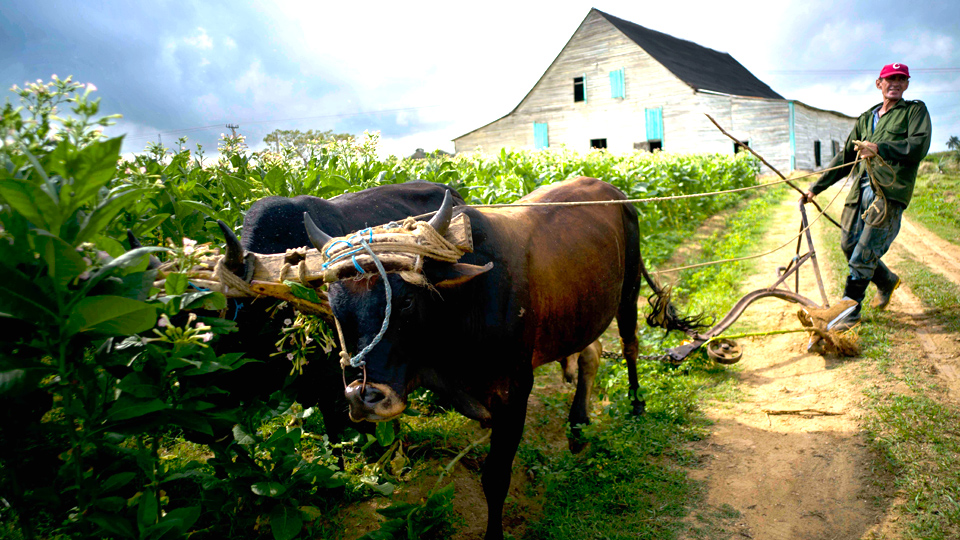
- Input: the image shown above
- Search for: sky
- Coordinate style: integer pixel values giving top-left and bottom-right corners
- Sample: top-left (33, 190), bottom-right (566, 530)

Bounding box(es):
top-left (2, 0), bottom-right (958, 159)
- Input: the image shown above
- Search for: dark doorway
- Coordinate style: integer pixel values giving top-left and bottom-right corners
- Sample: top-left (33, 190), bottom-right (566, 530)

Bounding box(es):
top-left (734, 140), bottom-right (750, 154)
top-left (814, 140), bottom-right (822, 167)
top-left (590, 138), bottom-right (607, 149)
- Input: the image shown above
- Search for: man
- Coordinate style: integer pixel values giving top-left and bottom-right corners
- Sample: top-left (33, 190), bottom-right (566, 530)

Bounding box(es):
top-left (802, 63), bottom-right (932, 331)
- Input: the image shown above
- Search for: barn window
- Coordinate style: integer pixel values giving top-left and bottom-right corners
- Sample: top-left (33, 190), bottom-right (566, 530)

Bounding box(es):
top-left (734, 140), bottom-right (750, 154)
top-left (534, 122), bottom-right (549, 149)
top-left (832, 140), bottom-right (840, 157)
top-left (573, 76), bottom-right (586, 102)
top-left (590, 138), bottom-right (607, 149)
top-left (635, 140), bottom-right (662, 152)
top-left (814, 140), bottom-right (822, 167)
top-left (609, 68), bottom-right (625, 99)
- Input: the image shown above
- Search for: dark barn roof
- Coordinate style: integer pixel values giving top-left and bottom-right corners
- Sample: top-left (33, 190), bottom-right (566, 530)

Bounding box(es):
top-left (596, 9), bottom-right (784, 100)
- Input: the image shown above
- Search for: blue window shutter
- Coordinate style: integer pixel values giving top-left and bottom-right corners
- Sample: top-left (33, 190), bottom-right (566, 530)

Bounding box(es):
top-left (534, 122), bottom-right (549, 149)
top-left (610, 69), bottom-right (625, 99)
top-left (582, 74), bottom-right (587, 103)
top-left (645, 107), bottom-right (663, 141)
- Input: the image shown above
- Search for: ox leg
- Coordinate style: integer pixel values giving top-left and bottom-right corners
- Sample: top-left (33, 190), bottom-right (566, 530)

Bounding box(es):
top-left (618, 303), bottom-right (645, 416)
top-left (568, 341), bottom-right (600, 453)
top-left (482, 371), bottom-right (533, 540)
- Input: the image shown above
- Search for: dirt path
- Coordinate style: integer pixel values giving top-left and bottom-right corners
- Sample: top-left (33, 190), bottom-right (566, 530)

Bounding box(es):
top-left (685, 195), bottom-right (886, 540)
top-left (685, 191), bottom-right (960, 539)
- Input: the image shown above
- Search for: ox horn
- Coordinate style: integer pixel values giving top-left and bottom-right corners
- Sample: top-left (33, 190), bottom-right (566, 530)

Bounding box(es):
top-left (304, 212), bottom-right (334, 251)
top-left (218, 220), bottom-right (245, 274)
top-left (426, 190), bottom-right (455, 236)
top-left (126, 230), bottom-right (143, 249)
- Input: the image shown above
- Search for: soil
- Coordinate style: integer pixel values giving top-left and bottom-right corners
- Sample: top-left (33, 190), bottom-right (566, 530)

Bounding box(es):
top-left (681, 187), bottom-right (960, 540)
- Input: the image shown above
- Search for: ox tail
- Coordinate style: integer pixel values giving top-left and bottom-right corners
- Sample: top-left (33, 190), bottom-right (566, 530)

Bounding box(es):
top-left (637, 250), bottom-right (710, 335)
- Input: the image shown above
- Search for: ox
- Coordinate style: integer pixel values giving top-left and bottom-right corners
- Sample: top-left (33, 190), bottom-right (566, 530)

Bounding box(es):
top-left (196, 181), bottom-right (465, 444)
top-left (305, 177), bottom-right (702, 540)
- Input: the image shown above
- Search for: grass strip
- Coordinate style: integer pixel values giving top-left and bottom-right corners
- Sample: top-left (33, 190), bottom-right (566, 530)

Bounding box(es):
top-left (907, 172), bottom-right (960, 242)
top-left (822, 205), bottom-right (960, 539)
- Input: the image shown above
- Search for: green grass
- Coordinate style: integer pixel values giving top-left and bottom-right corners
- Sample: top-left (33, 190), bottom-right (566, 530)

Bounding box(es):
top-left (907, 171), bottom-right (960, 242)
top-left (820, 195), bottom-right (960, 539)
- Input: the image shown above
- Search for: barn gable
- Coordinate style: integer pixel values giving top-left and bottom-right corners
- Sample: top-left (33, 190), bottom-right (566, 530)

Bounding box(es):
top-left (597, 10), bottom-right (783, 100)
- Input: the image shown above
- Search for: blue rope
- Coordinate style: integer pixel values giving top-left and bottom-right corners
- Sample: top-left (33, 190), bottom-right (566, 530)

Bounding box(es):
top-left (324, 233), bottom-right (392, 369)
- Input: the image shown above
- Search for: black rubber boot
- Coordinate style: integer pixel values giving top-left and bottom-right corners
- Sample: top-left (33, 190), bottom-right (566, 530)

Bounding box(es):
top-left (871, 270), bottom-right (901, 310)
top-left (831, 276), bottom-right (869, 332)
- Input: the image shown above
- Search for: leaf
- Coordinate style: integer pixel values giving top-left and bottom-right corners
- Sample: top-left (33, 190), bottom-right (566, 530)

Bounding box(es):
top-left (101, 472), bottom-right (137, 493)
top-left (131, 213), bottom-right (171, 237)
top-left (57, 137), bottom-right (125, 218)
top-left (32, 230), bottom-right (88, 287)
top-left (65, 295), bottom-right (157, 337)
top-left (177, 200), bottom-right (222, 222)
top-left (0, 262), bottom-right (58, 323)
top-left (88, 512), bottom-right (136, 538)
top-left (0, 177), bottom-right (60, 232)
top-left (375, 420), bottom-right (396, 447)
top-left (156, 506), bottom-right (200, 534)
top-left (283, 281), bottom-right (322, 304)
top-left (138, 488), bottom-right (159, 532)
top-left (299, 506), bottom-right (324, 522)
top-left (74, 187), bottom-right (143, 244)
top-left (164, 272), bottom-right (189, 296)
top-left (269, 504), bottom-right (303, 540)
top-left (118, 372), bottom-right (161, 399)
top-left (107, 397), bottom-right (167, 421)
top-left (232, 424), bottom-right (257, 446)
top-left (180, 290), bottom-right (226, 311)
top-left (79, 246), bottom-right (169, 297)
top-left (263, 167), bottom-right (287, 196)
top-left (251, 482), bottom-right (287, 498)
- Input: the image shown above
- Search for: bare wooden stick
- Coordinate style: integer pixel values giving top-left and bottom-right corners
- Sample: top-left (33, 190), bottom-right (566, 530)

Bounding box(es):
top-left (761, 408), bottom-right (844, 416)
top-left (704, 113), bottom-right (843, 229)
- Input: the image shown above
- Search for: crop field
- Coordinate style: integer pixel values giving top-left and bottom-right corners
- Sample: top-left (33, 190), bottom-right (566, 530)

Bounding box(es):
top-left (3, 79), bottom-right (959, 540)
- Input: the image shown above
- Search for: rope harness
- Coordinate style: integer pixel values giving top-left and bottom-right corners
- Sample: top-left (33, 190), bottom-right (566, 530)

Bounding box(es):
top-left (316, 217), bottom-right (469, 391)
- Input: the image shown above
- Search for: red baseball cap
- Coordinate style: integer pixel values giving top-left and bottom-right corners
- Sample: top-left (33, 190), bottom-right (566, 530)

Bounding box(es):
top-left (879, 63), bottom-right (910, 78)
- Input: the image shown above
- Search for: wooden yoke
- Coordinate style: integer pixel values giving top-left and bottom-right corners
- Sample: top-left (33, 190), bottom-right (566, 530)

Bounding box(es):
top-left (155, 214), bottom-right (473, 316)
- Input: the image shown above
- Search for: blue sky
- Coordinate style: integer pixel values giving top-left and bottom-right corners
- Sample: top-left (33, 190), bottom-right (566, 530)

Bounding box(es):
top-left (3, 0), bottom-right (958, 158)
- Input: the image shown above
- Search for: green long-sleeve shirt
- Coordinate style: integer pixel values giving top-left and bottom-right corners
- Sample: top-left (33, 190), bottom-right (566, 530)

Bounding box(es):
top-left (809, 98), bottom-right (932, 208)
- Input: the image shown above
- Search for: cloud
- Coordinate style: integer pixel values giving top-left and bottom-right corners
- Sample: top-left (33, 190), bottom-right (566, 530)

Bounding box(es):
top-left (184, 27), bottom-right (214, 50)
top-left (891, 31), bottom-right (955, 62)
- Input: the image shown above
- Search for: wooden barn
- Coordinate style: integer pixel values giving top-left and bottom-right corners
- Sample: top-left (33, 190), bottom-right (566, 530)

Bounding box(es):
top-left (453, 9), bottom-right (854, 173)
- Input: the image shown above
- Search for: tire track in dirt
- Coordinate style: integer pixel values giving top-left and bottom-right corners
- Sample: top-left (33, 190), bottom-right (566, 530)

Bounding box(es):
top-left (881, 233), bottom-right (960, 402)
top-left (683, 195), bottom-right (888, 540)
top-left (895, 217), bottom-right (960, 287)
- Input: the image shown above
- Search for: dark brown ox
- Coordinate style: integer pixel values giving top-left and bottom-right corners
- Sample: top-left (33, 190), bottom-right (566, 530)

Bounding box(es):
top-left (306, 177), bottom-right (702, 540)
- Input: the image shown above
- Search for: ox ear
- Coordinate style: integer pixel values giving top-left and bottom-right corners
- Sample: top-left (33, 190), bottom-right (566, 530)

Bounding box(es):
top-left (430, 262), bottom-right (493, 289)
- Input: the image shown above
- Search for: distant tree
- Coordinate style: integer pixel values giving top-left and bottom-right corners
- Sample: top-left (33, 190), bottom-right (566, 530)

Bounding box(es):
top-left (948, 135), bottom-right (960, 152)
top-left (263, 128), bottom-right (353, 164)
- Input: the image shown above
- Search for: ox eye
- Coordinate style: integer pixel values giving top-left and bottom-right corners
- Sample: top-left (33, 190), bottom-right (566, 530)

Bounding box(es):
top-left (398, 296), bottom-right (416, 314)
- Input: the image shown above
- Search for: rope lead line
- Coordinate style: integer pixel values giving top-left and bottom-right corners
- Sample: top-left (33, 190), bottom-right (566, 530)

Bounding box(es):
top-left (338, 238), bottom-right (393, 369)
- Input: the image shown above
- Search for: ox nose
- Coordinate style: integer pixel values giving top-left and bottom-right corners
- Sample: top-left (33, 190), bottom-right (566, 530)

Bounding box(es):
top-left (360, 385), bottom-right (387, 407)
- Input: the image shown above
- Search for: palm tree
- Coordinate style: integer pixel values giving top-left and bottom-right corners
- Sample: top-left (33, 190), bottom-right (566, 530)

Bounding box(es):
top-left (948, 135), bottom-right (960, 152)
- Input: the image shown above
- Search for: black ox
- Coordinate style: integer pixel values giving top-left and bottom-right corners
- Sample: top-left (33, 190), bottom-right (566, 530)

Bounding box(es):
top-left (305, 177), bottom-right (702, 540)
top-left (204, 181), bottom-right (465, 443)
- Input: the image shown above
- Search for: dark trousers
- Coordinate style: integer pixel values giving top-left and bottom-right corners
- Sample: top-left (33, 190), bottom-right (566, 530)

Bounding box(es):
top-left (839, 182), bottom-right (903, 287)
